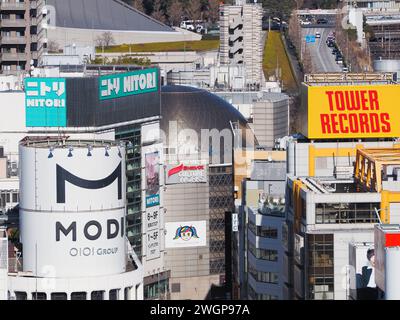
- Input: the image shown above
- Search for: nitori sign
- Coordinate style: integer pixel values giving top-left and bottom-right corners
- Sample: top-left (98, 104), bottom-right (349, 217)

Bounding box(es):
top-left (165, 164), bottom-right (207, 185)
top-left (25, 78), bottom-right (67, 127)
top-left (99, 68), bottom-right (158, 100)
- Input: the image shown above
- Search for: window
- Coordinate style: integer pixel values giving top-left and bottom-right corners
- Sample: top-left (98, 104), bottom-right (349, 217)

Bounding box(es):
top-left (249, 264), bottom-right (279, 284)
top-left (248, 220), bottom-right (278, 239)
top-left (91, 291), bottom-right (104, 300)
top-left (109, 289), bottom-right (119, 300)
top-left (315, 203), bottom-right (380, 224)
top-left (124, 287), bottom-right (131, 300)
top-left (248, 242), bottom-right (278, 262)
top-left (171, 283), bottom-right (180, 293)
top-left (51, 292), bottom-right (67, 300)
top-left (32, 292), bottom-right (47, 300)
top-left (12, 192), bottom-right (18, 203)
top-left (307, 234), bottom-right (334, 300)
top-left (15, 292), bottom-right (27, 300)
top-left (248, 285), bottom-right (278, 300)
top-left (71, 292), bottom-right (86, 300)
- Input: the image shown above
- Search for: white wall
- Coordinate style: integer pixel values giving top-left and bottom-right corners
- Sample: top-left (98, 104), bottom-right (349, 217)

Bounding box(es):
top-left (46, 27), bottom-right (202, 49)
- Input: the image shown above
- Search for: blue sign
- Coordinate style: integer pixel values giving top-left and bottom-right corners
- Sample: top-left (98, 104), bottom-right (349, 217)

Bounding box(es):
top-left (25, 78), bottom-right (67, 127)
top-left (305, 35), bottom-right (316, 43)
top-left (146, 194), bottom-right (160, 208)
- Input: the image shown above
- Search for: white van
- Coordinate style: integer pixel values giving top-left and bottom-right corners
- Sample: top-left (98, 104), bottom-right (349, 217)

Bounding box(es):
top-left (180, 20), bottom-right (195, 31)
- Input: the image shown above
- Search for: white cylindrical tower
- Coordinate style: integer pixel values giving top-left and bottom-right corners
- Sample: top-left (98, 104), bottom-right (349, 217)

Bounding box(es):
top-left (19, 139), bottom-right (126, 278)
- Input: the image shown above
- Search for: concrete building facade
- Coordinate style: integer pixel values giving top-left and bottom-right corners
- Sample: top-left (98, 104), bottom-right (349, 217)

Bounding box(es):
top-left (220, 1), bottom-right (263, 88)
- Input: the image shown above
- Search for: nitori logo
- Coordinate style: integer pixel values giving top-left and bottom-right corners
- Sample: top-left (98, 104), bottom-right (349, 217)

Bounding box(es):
top-left (173, 226), bottom-right (199, 242)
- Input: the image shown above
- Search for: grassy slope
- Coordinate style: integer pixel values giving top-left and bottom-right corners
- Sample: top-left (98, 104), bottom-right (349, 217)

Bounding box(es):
top-left (263, 31), bottom-right (297, 92)
top-left (97, 40), bottom-right (220, 53)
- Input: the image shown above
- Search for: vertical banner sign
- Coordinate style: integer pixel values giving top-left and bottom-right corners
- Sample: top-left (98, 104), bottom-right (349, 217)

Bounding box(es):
top-left (99, 68), bottom-right (159, 100)
top-left (145, 152), bottom-right (161, 260)
top-left (25, 78), bottom-right (67, 127)
top-left (145, 152), bottom-right (160, 208)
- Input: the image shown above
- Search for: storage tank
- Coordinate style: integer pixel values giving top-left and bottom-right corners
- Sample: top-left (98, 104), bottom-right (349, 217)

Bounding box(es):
top-left (373, 59), bottom-right (400, 80)
top-left (19, 138), bottom-right (126, 278)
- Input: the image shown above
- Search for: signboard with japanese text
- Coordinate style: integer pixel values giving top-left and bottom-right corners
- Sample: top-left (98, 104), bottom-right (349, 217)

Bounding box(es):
top-left (25, 78), bottom-right (66, 127)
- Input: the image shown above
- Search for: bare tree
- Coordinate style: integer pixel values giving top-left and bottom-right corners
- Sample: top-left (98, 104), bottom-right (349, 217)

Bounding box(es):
top-left (185, 0), bottom-right (202, 22)
top-left (152, 0), bottom-right (166, 23)
top-left (208, 0), bottom-right (221, 25)
top-left (95, 31), bottom-right (115, 47)
top-left (131, 0), bottom-right (145, 12)
top-left (47, 40), bottom-right (60, 53)
top-left (288, 10), bottom-right (301, 54)
top-left (167, 0), bottom-right (184, 26)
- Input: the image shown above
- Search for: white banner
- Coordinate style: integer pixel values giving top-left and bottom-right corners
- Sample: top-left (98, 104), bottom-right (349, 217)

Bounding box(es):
top-left (165, 221), bottom-right (207, 248)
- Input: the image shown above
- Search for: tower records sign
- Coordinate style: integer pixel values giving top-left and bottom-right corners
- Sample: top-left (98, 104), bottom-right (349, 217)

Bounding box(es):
top-left (165, 164), bottom-right (207, 185)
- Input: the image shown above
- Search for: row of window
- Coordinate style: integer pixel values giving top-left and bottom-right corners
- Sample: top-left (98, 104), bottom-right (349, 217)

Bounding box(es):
top-left (248, 219), bottom-right (278, 239)
top-left (13, 288), bottom-right (131, 300)
top-left (247, 285), bottom-right (278, 300)
top-left (248, 242), bottom-right (278, 262)
top-left (248, 264), bottom-right (279, 284)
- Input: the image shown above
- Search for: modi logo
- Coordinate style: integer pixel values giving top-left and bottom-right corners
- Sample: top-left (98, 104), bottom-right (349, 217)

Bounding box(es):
top-left (173, 226), bottom-right (199, 242)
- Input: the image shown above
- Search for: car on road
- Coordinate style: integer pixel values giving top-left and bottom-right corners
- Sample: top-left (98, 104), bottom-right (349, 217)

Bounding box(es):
top-left (315, 32), bottom-right (321, 38)
top-left (300, 20), bottom-right (311, 25)
top-left (327, 40), bottom-right (335, 47)
top-left (336, 55), bottom-right (343, 64)
top-left (317, 18), bottom-right (328, 24)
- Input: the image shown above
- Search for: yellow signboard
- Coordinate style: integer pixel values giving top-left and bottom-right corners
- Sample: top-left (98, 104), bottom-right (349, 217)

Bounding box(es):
top-left (307, 84), bottom-right (400, 139)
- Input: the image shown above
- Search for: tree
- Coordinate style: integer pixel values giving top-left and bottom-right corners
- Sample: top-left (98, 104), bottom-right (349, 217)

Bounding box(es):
top-left (167, 0), bottom-right (184, 26)
top-left (152, 0), bottom-right (166, 23)
top-left (47, 40), bottom-right (60, 53)
top-left (185, 0), bottom-right (203, 22)
top-left (95, 31), bottom-right (115, 48)
top-left (208, 0), bottom-right (221, 25)
top-left (262, 0), bottom-right (295, 21)
top-left (131, 0), bottom-right (145, 12)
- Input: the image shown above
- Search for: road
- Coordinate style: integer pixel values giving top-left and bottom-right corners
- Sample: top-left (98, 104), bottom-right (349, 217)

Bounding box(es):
top-left (302, 28), bottom-right (342, 73)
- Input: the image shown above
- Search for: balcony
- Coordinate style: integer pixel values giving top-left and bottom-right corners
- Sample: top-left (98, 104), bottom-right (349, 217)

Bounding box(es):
top-left (0, 2), bottom-right (26, 10)
top-left (0, 19), bottom-right (26, 28)
top-left (30, 17), bottom-right (37, 25)
top-left (0, 36), bottom-right (26, 45)
top-left (0, 52), bottom-right (27, 61)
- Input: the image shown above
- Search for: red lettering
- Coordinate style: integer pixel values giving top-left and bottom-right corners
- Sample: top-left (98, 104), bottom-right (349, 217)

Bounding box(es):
top-left (359, 113), bottom-right (370, 133)
top-left (338, 114), bottom-right (349, 133)
top-left (335, 91), bottom-right (345, 111)
top-left (369, 113), bottom-right (380, 133)
top-left (360, 91), bottom-right (368, 110)
top-left (320, 114), bottom-right (331, 133)
top-left (325, 91), bottom-right (335, 111)
top-left (348, 114), bottom-right (359, 133)
top-left (381, 113), bottom-right (391, 133)
top-left (369, 90), bottom-right (380, 110)
top-left (330, 114), bottom-right (339, 134)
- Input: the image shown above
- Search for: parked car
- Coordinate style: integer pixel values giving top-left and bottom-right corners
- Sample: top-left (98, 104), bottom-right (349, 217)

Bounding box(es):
top-left (332, 48), bottom-right (339, 55)
top-left (301, 20), bottom-right (312, 25)
top-left (317, 18), bottom-right (328, 24)
top-left (336, 55), bottom-right (343, 64)
top-left (342, 66), bottom-right (349, 72)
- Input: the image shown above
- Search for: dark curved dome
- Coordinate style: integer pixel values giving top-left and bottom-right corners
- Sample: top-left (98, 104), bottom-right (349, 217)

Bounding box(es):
top-left (160, 85), bottom-right (256, 164)
top-left (161, 85), bottom-right (249, 131)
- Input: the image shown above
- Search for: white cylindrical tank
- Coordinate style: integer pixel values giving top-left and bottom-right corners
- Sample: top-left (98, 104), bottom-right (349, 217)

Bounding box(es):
top-left (385, 246), bottom-right (400, 300)
top-left (19, 139), bottom-right (126, 278)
